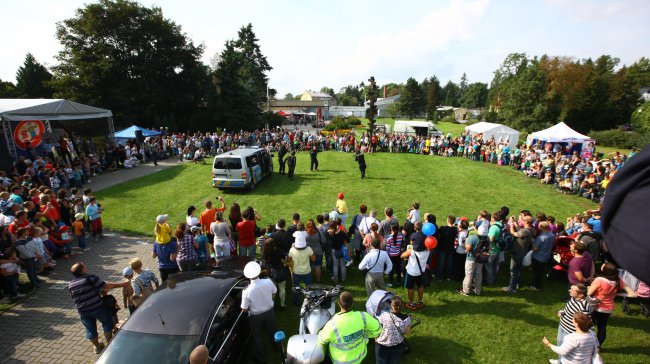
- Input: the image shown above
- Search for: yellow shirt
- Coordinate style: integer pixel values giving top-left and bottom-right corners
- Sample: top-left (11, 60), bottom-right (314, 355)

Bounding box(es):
top-left (336, 199), bottom-right (348, 214)
top-left (154, 223), bottom-right (172, 244)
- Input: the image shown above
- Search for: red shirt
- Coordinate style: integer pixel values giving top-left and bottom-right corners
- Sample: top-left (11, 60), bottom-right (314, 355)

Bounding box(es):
top-left (9, 219), bottom-right (30, 235)
top-left (236, 220), bottom-right (256, 247)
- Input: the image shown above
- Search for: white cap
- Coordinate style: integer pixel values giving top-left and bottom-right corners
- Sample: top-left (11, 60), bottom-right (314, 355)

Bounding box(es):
top-left (156, 214), bottom-right (168, 224)
top-left (243, 261), bottom-right (261, 279)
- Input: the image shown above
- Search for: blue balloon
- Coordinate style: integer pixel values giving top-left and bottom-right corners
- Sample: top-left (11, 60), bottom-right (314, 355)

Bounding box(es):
top-left (422, 222), bottom-right (436, 236)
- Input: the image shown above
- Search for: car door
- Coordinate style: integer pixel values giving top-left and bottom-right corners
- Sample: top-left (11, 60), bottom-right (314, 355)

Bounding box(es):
top-left (205, 279), bottom-right (250, 363)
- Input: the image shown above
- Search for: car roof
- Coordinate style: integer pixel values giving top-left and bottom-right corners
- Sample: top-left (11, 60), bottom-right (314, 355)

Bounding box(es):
top-left (214, 146), bottom-right (265, 158)
top-left (121, 269), bottom-right (244, 336)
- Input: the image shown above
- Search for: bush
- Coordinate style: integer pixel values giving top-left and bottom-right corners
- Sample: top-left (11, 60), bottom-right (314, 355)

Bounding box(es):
top-left (588, 129), bottom-right (650, 149)
top-left (441, 115), bottom-right (456, 124)
top-left (348, 117), bottom-right (362, 126)
top-left (323, 117), bottom-right (351, 131)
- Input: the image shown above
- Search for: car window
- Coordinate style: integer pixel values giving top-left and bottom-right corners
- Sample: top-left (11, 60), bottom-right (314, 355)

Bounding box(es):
top-left (206, 280), bottom-right (249, 359)
top-left (96, 330), bottom-right (198, 364)
top-left (247, 155), bottom-right (259, 166)
top-left (214, 158), bottom-right (242, 170)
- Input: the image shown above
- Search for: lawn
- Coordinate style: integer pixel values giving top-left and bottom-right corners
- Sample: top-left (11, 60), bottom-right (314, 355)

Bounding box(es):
top-left (95, 152), bottom-right (649, 363)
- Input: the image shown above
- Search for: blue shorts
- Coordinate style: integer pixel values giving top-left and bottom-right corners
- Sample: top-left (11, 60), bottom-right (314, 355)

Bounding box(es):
top-left (79, 307), bottom-right (114, 339)
top-left (310, 254), bottom-right (323, 267)
top-left (293, 273), bottom-right (312, 288)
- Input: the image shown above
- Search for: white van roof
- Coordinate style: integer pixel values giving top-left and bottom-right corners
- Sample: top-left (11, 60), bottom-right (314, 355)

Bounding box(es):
top-left (215, 146), bottom-right (264, 158)
top-left (394, 120), bottom-right (434, 128)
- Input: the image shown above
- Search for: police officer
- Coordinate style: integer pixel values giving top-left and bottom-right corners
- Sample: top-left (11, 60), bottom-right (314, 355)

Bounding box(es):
top-left (287, 151), bottom-right (297, 181)
top-left (310, 146), bottom-right (319, 171)
top-left (278, 143), bottom-right (288, 174)
top-left (355, 149), bottom-right (366, 179)
top-left (241, 261), bottom-right (278, 364)
top-left (318, 291), bottom-right (382, 364)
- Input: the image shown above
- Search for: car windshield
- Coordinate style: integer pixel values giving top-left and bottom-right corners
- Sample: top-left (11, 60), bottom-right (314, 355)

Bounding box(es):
top-left (96, 330), bottom-right (199, 364)
top-left (214, 157), bottom-right (242, 170)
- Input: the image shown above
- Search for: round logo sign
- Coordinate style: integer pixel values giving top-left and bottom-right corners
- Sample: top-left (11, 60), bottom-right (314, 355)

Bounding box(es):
top-left (13, 120), bottom-right (45, 150)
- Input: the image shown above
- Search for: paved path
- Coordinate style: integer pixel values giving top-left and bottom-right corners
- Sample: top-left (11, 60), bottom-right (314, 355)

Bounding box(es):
top-left (0, 161), bottom-right (173, 363)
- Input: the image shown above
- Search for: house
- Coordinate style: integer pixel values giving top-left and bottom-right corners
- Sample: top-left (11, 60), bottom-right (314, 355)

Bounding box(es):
top-left (640, 87), bottom-right (650, 102)
top-left (300, 91), bottom-right (337, 106)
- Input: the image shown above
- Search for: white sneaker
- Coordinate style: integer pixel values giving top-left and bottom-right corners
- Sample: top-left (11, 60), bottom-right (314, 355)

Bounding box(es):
top-left (345, 259), bottom-right (354, 267)
top-left (549, 360), bottom-right (559, 364)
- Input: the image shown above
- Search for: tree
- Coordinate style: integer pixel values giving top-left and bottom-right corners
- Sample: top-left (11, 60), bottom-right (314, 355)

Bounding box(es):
top-left (399, 77), bottom-right (424, 119)
top-left (423, 76), bottom-right (441, 120)
top-left (284, 93), bottom-right (294, 100)
top-left (631, 101), bottom-right (650, 133)
top-left (442, 81), bottom-right (461, 107)
top-left (459, 72), bottom-right (468, 99)
top-left (460, 82), bottom-right (488, 109)
top-left (15, 53), bottom-right (54, 98)
top-left (232, 24), bottom-right (272, 104)
top-left (0, 79), bottom-right (18, 98)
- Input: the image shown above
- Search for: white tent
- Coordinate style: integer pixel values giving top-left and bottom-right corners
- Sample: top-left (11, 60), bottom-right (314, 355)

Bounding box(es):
top-left (526, 122), bottom-right (594, 145)
top-left (0, 99), bottom-right (114, 161)
top-left (464, 122), bottom-right (520, 147)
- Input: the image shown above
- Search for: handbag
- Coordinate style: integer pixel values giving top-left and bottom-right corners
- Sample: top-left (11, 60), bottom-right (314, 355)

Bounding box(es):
top-left (389, 313), bottom-right (411, 354)
top-left (522, 250), bottom-right (533, 267)
top-left (132, 277), bottom-right (154, 307)
top-left (271, 265), bottom-right (290, 282)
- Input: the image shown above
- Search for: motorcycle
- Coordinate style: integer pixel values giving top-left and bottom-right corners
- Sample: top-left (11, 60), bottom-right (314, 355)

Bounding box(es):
top-left (278, 284), bottom-right (343, 364)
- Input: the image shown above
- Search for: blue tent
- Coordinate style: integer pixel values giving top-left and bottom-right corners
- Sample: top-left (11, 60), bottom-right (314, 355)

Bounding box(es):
top-left (113, 125), bottom-right (161, 140)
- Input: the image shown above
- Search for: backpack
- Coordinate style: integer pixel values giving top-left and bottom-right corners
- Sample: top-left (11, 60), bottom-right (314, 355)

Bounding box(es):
top-left (473, 236), bottom-right (490, 263)
top-left (494, 222), bottom-right (514, 251)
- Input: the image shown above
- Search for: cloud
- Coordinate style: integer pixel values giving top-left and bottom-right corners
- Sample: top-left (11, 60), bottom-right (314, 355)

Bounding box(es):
top-left (545, 0), bottom-right (650, 20)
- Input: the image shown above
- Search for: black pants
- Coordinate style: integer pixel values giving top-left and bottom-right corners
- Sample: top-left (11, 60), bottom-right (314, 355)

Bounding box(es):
top-left (359, 166), bottom-right (366, 178)
top-left (310, 158), bottom-right (318, 170)
top-left (591, 311), bottom-right (610, 347)
top-left (531, 258), bottom-right (547, 289)
top-left (288, 166), bottom-right (295, 180)
top-left (248, 309), bottom-right (279, 364)
top-left (278, 158), bottom-right (285, 174)
top-left (388, 255), bottom-right (402, 284)
top-left (159, 266), bottom-right (180, 281)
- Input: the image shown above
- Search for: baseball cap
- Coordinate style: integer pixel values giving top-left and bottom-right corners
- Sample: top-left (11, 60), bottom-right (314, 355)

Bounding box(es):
top-left (122, 267), bottom-right (133, 277)
top-left (156, 214), bottom-right (168, 224)
top-left (243, 261), bottom-right (261, 279)
top-left (190, 226), bottom-right (200, 233)
top-left (75, 213), bottom-right (85, 221)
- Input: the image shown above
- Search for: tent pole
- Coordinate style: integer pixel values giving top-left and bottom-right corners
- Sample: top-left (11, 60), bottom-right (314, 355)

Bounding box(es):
top-left (108, 116), bottom-right (115, 142)
top-left (1, 118), bottom-right (17, 160)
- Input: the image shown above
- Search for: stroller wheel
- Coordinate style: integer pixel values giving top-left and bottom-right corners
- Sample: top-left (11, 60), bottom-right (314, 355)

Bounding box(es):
top-left (622, 298), bottom-right (631, 314)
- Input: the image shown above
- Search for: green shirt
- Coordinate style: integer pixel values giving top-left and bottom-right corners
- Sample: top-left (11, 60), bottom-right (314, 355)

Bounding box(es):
top-left (488, 222), bottom-right (502, 253)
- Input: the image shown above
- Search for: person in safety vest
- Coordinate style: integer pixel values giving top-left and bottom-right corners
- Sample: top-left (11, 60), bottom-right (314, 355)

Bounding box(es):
top-left (318, 291), bottom-right (382, 364)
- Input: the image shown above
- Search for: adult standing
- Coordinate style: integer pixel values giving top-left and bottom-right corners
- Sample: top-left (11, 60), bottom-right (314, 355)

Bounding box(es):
top-left (378, 207), bottom-right (398, 239)
top-left (401, 222), bottom-right (429, 310)
top-left (436, 216), bottom-right (457, 281)
top-left (567, 241), bottom-right (594, 286)
top-left (587, 262), bottom-right (636, 348)
top-left (458, 235), bottom-right (484, 296)
top-left (375, 296), bottom-right (412, 364)
top-left (278, 142), bottom-right (288, 174)
top-left (236, 208), bottom-right (257, 257)
top-left (529, 221), bottom-right (554, 290)
top-left (543, 312), bottom-right (599, 364)
top-left (199, 197), bottom-right (225, 242)
top-left (318, 291), bottom-right (382, 364)
top-left (503, 215), bottom-right (533, 293)
top-left (152, 215), bottom-right (178, 281)
top-left (271, 219), bottom-right (293, 255)
top-left (263, 238), bottom-right (288, 308)
top-left (358, 238), bottom-right (392, 295)
top-left (484, 212), bottom-right (502, 286)
top-left (305, 219), bottom-right (325, 284)
top-left (68, 262), bottom-right (129, 354)
top-left (310, 146), bottom-right (319, 171)
top-left (384, 223), bottom-right (404, 288)
top-left (174, 223), bottom-right (198, 271)
top-left (355, 149), bottom-right (367, 179)
top-left (241, 261), bottom-right (278, 364)
top-left (288, 226), bottom-right (315, 305)
top-left (210, 211), bottom-right (231, 258)
top-left (348, 204), bottom-right (368, 262)
top-left (550, 284), bottom-right (591, 364)
top-left (328, 221), bottom-right (349, 284)
top-left (287, 151), bottom-right (297, 181)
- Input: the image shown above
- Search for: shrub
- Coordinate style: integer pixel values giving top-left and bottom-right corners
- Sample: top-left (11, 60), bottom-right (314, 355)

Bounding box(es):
top-left (323, 117), bottom-right (351, 131)
top-left (441, 115), bottom-right (456, 124)
top-left (588, 129), bottom-right (650, 149)
top-left (348, 117), bottom-right (362, 126)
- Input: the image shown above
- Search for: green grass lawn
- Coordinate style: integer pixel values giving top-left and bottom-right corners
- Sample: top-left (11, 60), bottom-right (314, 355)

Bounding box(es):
top-left (96, 152), bottom-right (649, 363)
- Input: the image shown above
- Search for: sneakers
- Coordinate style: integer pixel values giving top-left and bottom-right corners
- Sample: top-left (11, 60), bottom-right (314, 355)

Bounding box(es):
top-left (345, 259), bottom-right (354, 267)
top-left (528, 285), bottom-right (539, 291)
top-left (93, 342), bottom-right (106, 354)
top-left (416, 301), bottom-right (425, 309)
top-left (457, 288), bottom-right (469, 296)
top-left (502, 286), bottom-right (518, 293)
top-left (406, 302), bottom-right (418, 310)
top-left (473, 289), bottom-right (482, 296)
top-left (549, 359), bottom-right (559, 364)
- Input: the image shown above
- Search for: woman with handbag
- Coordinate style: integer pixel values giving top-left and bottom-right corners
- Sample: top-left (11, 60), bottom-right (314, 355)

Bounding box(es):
top-left (375, 296), bottom-right (412, 364)
top-left (263, 238), bottom-right (288, 308)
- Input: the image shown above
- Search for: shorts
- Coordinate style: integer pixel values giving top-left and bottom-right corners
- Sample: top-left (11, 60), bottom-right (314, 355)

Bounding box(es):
top-left (79, 307), bottom-right (114, 339)
top-left (310, 254), bottom-right (323, 267)
top-left (404, 273), bottom-right (423, 290)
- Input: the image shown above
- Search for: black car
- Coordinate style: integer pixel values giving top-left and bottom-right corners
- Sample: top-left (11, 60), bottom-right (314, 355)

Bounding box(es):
top-left (96, 256), bottom-right (253, 364)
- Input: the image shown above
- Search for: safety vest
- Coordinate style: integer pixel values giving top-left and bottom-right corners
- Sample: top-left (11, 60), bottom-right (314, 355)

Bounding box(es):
top-left (318, 311), bottom-right (382, 364)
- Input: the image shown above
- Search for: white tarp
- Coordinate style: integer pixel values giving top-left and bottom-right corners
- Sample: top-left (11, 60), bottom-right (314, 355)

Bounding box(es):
top-left (526, 122), bottom-right (594, 145)
top-left (465, 122), bottom-right (520, 147)
top-left (0, 99), bottom-right (112, 121)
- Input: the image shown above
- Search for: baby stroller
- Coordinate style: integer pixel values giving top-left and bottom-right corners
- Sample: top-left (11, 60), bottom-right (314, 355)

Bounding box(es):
top-left (549, 236), bottom-right (574, 278)
top-left (366, 290), bottom-right (394, 317)
top-left (618, 269), bottom-right (650, 318)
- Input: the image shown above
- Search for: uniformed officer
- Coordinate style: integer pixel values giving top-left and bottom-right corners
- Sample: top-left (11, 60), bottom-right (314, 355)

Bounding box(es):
top-left (287, 151), bottom-right (297, 180)
top-left (278, 143), bottom-right (288, 174)
top-left (318, 291), bottom-right (382, 364)
top-left (355, 149), bottom-right (366, 179)
top-left (241, 261), bottom-right (278, 364)
top-left (310, 146), bottom-right (319, 171)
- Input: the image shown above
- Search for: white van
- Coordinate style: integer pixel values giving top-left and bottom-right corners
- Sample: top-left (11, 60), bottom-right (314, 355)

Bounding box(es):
top-left (393, 120), bottom-right (443, 137)
top-left (212, 146), bottom-right (273, 190)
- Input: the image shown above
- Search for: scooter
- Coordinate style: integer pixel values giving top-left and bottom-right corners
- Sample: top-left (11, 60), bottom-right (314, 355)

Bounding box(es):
top-left (276, 284), bottom-right (343, 364)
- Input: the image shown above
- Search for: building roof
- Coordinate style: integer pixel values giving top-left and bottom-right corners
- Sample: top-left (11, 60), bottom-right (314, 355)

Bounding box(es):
top-left (304, 90), bottom-right (334, 99)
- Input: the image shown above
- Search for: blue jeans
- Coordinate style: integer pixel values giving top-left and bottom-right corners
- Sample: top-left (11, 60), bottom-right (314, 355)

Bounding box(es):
top-left (375, 342), bottom-right (404, 364)
top-left (557, 324), bottom-right (570, 362)
top-left (240, 245), bottom-right (256, 257)
top-left (507, 254), bottom-right (524, 290)
top-left (77, 235), bottom-right (87, 250)
top-left (292, 273), bottom-right (312, 305)
top-left (22, 257), bottom-right (39, 286)
top-left (485, 253), bottom-right (501, 285)
top-left (79, 307), bottom-right (114, 339)
top-left (436, 250), bottom-right (453, 280)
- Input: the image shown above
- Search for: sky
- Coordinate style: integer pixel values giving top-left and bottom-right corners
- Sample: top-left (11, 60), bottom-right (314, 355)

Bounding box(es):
top-left (2, 0), bottom-right (649, 96)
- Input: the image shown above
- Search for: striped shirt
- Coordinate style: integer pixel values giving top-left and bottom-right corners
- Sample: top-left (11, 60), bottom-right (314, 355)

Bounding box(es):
top-left (560, 298), bottom-right (591, 333)
top-left (550, 332), bottom-right (597, 364)
top-left (384, 233), bottom-right (403, 257)
top-left (68, 274), bottom-right (105, 313)
top-left (177, 233), bottom-right (198, 262)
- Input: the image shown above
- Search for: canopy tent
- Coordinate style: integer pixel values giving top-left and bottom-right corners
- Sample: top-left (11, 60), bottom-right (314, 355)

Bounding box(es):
top-left (0, 99), bottom-right (114, 163)
top-left (464, 122), bottom-right (520, 147)
top-left (277, 110), bottom-right (292, 117)
top-left (526, 122), bottom-right (595, 156)
top-left (114, 125), bottom-right (161, 140)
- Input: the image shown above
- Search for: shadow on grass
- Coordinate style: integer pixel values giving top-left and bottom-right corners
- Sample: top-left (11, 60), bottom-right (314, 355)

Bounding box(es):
top-left (411, 336), bottom-right (476, 363)
top-left (436, 298), bottom-right (557, 327)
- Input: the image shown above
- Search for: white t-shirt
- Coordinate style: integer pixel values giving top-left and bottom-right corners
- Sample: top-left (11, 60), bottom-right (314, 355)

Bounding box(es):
top-left (476, 219), bottom-right (489, 236)
top-left (293, 231), bottom-right (308, 246)
top-left (409, 210), bottom-right (421, 224)
top-left (0, 261), bottom-right (19, 274)
top-left (406, 250), bottom-right (430, 276)
top-left (186, 215), bottom-right (199, 227)
top-left (241, 278), bottom-right (277, 315)
top-left (358, 216), bottom-right (379, 235)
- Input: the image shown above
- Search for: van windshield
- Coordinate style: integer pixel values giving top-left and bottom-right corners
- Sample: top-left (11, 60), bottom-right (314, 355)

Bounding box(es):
top-left (214, 158), bottom-right (242, 170)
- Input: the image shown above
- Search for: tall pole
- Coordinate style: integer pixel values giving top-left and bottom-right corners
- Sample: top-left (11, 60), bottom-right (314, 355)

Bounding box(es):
top-left (368, 76), bottom-right (377, 134)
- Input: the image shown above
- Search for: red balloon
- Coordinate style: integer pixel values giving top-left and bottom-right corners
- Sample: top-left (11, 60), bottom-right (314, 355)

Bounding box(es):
top-left (424, 236), bottom-right (438, 250)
